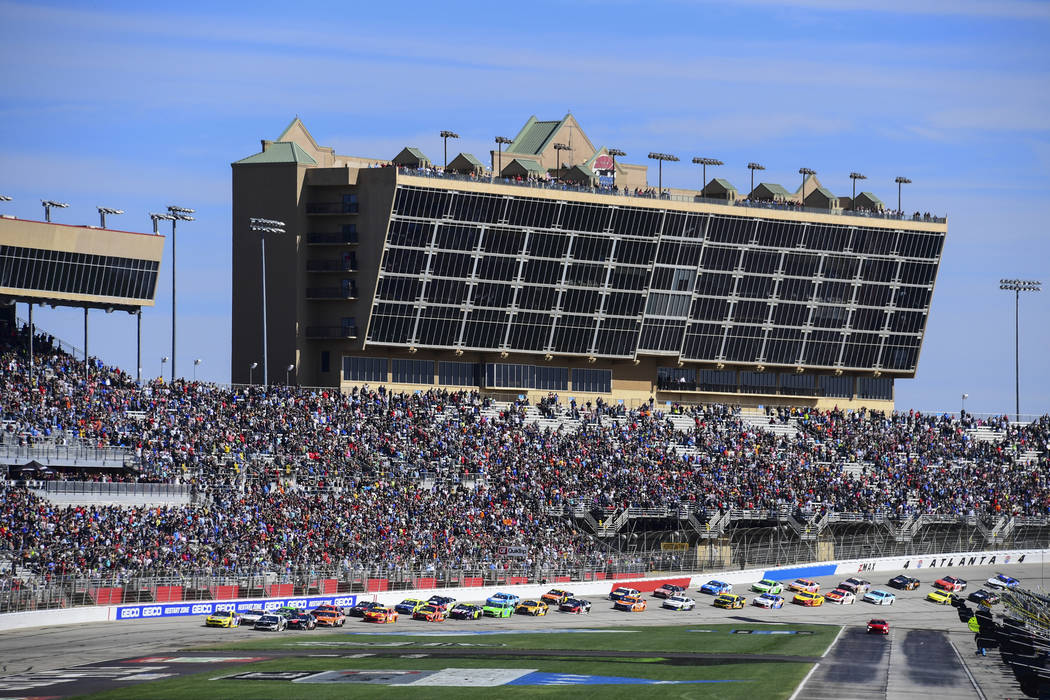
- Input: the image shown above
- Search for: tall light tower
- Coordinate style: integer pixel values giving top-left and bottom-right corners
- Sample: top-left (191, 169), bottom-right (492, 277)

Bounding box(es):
top-left (439, 130), bottom-right (459, 170)
top-left (41, 200), bottom-right (68, 222)
top-left (692, 157), bottom-right (723, 197)
top-left (895, 176), bottom-right (911, 214)
top-left (250, 217), bottom-right (286, 386)
top-left (999, 279), bottom-right (1041, 422)
top-left (494, 136), bottom-right (512, 175)
top-left (553, 142), bottom-right (571, 176)
top-left (647, 153), bottom-right (679, 197)
top-left (166, 205), bottom-right (195, 382)
top-left (849, 172), bottom-right (866, 210)
top-left (97, 206), bottom-right (124, 228)
top-left (607, 148), bottom-right (625, 186)
top-left (747, 162), bottom-right (765, 197)
top-left (798, 167), bottom-right (816, 206)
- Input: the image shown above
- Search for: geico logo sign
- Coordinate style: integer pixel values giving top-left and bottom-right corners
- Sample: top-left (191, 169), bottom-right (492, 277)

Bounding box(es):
top-left (192, 604), bottom-right (213, 614)
top-left (333, 597), bottom-right (353, 607)
top-left (215, 603), bottom-right (235, 612)
top-left (264, 601), bottom-right (283, 610)
top-left (142, 606), bottom-right (163, 617)
top-left (119, 608), bottom-right (140, 619)
top-left (289, 600), bottom-right (307, 609)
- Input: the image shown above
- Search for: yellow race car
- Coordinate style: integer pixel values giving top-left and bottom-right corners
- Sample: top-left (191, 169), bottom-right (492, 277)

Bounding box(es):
top-left (364, 606), bottom-right (399, 623)
top-left (713, 594), bottom-right (746, 610)
top-left (793, 591), bottom-right (825, 607)
top-left (204, 609), bottom-right (241, 628)
top-left (516, 600), bottom-right (550, 616)
top-left (926, 589), bottom-right (955, 605)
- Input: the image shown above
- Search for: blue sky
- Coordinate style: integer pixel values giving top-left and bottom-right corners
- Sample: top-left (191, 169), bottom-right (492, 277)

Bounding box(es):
top-left (1, 0), bottom-right (1048, 415)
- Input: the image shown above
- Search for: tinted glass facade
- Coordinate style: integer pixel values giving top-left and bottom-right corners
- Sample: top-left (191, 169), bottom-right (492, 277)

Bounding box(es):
top-left (366, 184), bottom-right (943, 374)
top-left (0, 245), bottom-right (160, 300)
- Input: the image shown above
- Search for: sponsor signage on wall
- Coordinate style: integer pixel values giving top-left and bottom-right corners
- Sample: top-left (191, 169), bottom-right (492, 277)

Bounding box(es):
top-left (115, 595), bottom-right (357, 621)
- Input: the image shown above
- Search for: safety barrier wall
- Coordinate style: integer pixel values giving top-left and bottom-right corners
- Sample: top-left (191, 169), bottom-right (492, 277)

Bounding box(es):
top-left (3, 547), bottom-right (1046, 632)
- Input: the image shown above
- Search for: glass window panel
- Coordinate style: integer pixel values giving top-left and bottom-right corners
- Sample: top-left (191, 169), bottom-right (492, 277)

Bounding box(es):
top-left (860, 258), bottom-right (897, 283)
top-left (771, 302), bottom-right (808, 326)
top-left (522, 258), bottom-right (564, 284)
top-left (765, 327), bottom-right (803, 365)
top-left (894, 286), bottom-right (932, 310)
top-left (742, 250), bottom-right (780, 274)
top-left (888, 310), bottom-right (926, 334)
top-left (731, 300), bottom-right (769, 324)
top-left (695, 272), bottom-right (734, 297)
top-left (594, 317), bottom-right (639, 356)
top-left (507, 311), bottom-right (554, 351)
top-left (561, 288), bottom-right (601, 313)
top-left (552, 314), bottom-right (598, 353)
top-left (608, 265), bottom-right (649, 291)
top-left (723, 326), bottom-right (764, 362)
top-left (755, 220), bottom-right (805, 248)
top-left (698, 246), bottom-right (740, 271)
top-left (473, 282), bottom-right (514, 308)
top-left (682, 325), bottom-right (725, 360)
top-left (605, 291), bottom-right (644, 317)
top-left (462, 308), bottom-right (509, 348)
top-left (737, 275), bottom-right (774, 299)
top-left (572, 368), bottom-right (611, 393)
top-left (822, 375), bottom-right (853, 398)
top-left (480, 227), bottom-right (527, 255)
top-left (417, 306), bottom-right (462, 346)
top-left (823, 255), bottom-right (859, 279)
top-left (391, 358), bottom-right (433, 384)
top-left (782, 252), bottom-right (820, 278)
top-left (572, 235), bottom-right (614, 262)
top-left (564, 262), bottom-right (605, 287)
top-left (851, 307), bottom-right (887, 331)
top-left (424, 278), bottom-right (469, 304)
top-left (899, 261), bottom-right (937, 286)
top-left (612, 207), bottom-right (663, 237)
top-left (614, 240), bottom-right (657, 265)
top-left (439, 361), bottom-right (481, 386)
top-left (434, 224), bottom-right (480, 251)
top-left (692, 297), bottom-right (730, 321)
top-left (708, 216), bottom-right (753, 244)
top-left (477, 255), bottom-right (517, 282)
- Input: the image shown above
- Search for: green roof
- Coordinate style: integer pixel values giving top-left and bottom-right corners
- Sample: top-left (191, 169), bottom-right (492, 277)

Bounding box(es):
top-left (711, 178), bottom-right (737, 191)
top-left (856, 191), bottom-right (884, 206)
top-left (452, 152), bottom-right (484, 168)
top-left (507, 115), bottom-right (565, 155)
top-left (810, 185), bottom-right (837, 199)
top-left (511, 158), bottom-right (546, 173)
top-left (392, 147), bottom-right (430, 165)
top-left (234, 142), bottom-right (317, 165)
top-left (757, 182), bottom-right (792, 197)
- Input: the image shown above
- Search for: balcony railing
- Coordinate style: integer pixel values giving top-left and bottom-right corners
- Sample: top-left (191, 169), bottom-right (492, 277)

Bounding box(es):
top-left (307, 231), bottom-right (359, 245)
top-left (305, 286), bottom-right (357, 300)
top-left (306, 260), bottom-right (358, 272)
top-left (304, 325), bottom-right (358, 339)
top-left (306, 202), bottom-right (358, 215)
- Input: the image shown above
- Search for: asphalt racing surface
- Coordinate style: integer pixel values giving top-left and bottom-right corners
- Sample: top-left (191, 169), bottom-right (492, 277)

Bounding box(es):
top-left (0, 562), bottom-right (1042, 699)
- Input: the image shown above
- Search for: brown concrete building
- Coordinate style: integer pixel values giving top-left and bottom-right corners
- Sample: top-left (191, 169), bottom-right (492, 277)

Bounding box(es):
top-left (231, 117), bottom-right (947, 410)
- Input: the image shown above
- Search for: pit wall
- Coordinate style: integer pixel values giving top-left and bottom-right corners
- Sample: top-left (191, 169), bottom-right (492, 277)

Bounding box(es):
top-left (4, 547), bottom-right (1045, 632)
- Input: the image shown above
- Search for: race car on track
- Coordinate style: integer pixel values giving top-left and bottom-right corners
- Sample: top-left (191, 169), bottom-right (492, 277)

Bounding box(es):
top-left (867, 619), bottom-right (890, 635)
top-left (609, 587), bottom-right (641, 601)
top-left (364, 607), bottom-right (398, 623)
top-left (516, 600), bottom-right (549, 616)
top-left (752, 593), bottom-right (785, 609)
top-left (793, 591), bottom-right (825, 607)
top-left (714, 594), bottom-right (746, 610)
top-left (449, 603), bottom-right (483, 620)
top-left (311, 605), bottom-right (346, 627)
top-left (286, 611), bottom-right (316, 630)
top-left (483, 600), bottom-right (516, 618)
top-left (968, 590), bottom-right (1001, 607)
top-left (349, 601), bottom-right (385, 617)
top-left (394, 598), bottom-right (428, 615)
top-left (700, 580), bottom-right (733, 595)
top-left (652, 584), bottom-right (686, 599)
top-left (751, 579), bottom-right (784, 595)
top-left (933, 576), bottom-right (967, 592)
top-left (413, 604), bottom-right (447, 622)
top-left (487, 592), bottom-right (521, 607)
top-left (614, 595), bottom-right (647, 612)
top-left (559, 598), bottom-right (592, 614)
top-left (254, 614), bottom-right (286, 631)
top-left (205, 610), bottom-right (241, 628)
top-left (541, 589), bottom-right (573, 605)
top-left (986, 574), bottom-right (1020, 590)
top-left (238, 608), bottom-right (266, 626)
top-left (428, 595), bottom-right (457, 611)
top-left (662, 595), bottom-right (696, 611)
top-left (888, 575), bottom-right (920, 591)
top-left (825, 589), bottom-right (856, 605)
top-left (863, 590), bottom-right (896, 606)
top-left (788, 578), bottom-right (820, 594)
top-left (838, 578), bottom-right (871, 594)
top-left (926, 589), bottom-right (956, 605)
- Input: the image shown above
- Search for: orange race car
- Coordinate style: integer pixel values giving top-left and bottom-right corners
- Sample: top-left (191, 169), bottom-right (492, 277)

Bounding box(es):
top-left (412, 604), bottom-right (447, 622)
top-left (613, 595), bottom-right (647, 612)
top-left (311, 605), bottom-right (346, 627)
top-left (363, 606), bottom-right (398, 624)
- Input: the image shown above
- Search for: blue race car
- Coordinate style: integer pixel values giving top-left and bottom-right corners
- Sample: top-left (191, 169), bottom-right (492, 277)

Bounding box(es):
top-left (486, 592), bottom-right (521, 607)
top-left (700, 580), bottom-right (733, 595)
top-left (986, 574), bottom-right (1020, 590)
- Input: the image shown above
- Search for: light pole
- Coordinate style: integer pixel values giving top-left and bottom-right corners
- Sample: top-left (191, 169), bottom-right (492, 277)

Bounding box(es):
top-left (249, 362), bottom-right (258, 386)
top-left (97, 206), bottom-right (123, 228)
top-left (41, 200), bottom-right (68, 223)
top-left (607, 148), bottom-right (625, 186)
top-left (250, 217), bottom-right (286, 387)
top-left (648, 153), bottom-right (679, 197)
top-left (494, 136), bottom-right (512, 175)
top-left (439, 130), bottom-right (459, 170)
top-left (798, 167), bottom-right (816, 206)
top-left (692, 157), bottom-right (723, 197)
top-left (193, 358), bottom-right (202, 381)
top-left (895, 176), bottom-right (911, 214)
top-left (747, 162), bottom-right (765, 198)
top-left (553, 142), bottom-right (570, 177)
top-left (161, 356), bottom-right (168, 380)
top-left (0, 195), bottom-right (11, 202)
top-left (286, 363), bottom-right (295, 386)
top-left (961, 393), bottom-right (968, 417)
top-left (999, 279), bottom-right (1042, 422)
top-left (849, 172), bottom-right (866, 210)
top-left (166, 205), bottom-right (194, 382)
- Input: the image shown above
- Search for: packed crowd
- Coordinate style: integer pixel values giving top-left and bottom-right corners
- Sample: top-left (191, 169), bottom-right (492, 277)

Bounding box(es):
top-left (1, 324), bottom-right (1047, 577)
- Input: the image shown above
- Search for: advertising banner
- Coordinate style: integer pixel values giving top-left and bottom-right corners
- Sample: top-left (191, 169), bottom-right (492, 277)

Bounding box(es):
top-left (115, 594), bottom-right (357, 621)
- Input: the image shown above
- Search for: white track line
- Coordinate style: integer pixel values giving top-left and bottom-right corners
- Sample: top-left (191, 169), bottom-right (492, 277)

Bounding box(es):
top-left (948, 635), bottom-right (987, 700)
top-left (787, 623), bottom-right (845, 700)
top-left (822, 624), bottom-right (846, 657)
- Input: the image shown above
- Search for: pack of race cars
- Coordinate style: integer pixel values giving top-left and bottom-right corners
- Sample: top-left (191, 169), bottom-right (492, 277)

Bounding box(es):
top-left (203, 571), bottom-right (1022, 629)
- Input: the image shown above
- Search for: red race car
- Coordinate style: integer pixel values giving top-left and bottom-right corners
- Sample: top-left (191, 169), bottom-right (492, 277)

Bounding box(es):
top-left (412, 604), bottom-right (447, 622)
top-left (867, 618), bottom-right (890, 635)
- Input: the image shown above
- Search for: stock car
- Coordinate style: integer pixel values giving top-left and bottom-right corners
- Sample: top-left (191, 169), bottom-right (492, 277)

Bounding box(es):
top-left (394, 598), bottom-right (428, 615)
top-left (839, 578), bottom-right (871, 594)
top-left (364, 607), bottom-right (399, 623)
top-left (614, 595), bottom-right (647, 612)
top-left (349, 601), bottom-right (385, 618)
top-left (541, 589), bottom-right (573, 605)
top-left (752, 593), bottom-right (785, 609)
top-left (204, 610), bottom-right (241, 628)
top-left (788, 578), bottom-right (820, 594)
top-left (888, 575), bottom-right (921, 591)
top-left (863, 590), bottom-right (896, 606)
top-left (933, 576), bottom-right (967, 592)
top-left (311, 605), bottom-right (346, 627)
top-left (714, 594), bottom-right (746, 610)
top-left (867, 619), bottom-right (890, 635)
top-left (700, 580), bottom-right (733, 595)
top-left (793, 591), bottom-right (825, 607)
top-left (238, 608), bottom-right (266, 626)
top-left (559, 598), bottom-right (592, 614)
top-left (751, 579), bottom-right (784, 595)
top-left (413, 604), bottom-right (447, 622)
top-left (428, 595), bottom-right (457, 611)
top-left (609, 587), bottom-right (641, 601)
top-left (254, 614), bottom-right (286, 631)
top-left (516, 600), bottom-right (549, 616)
top-left (449, 603), bottom-right (484, 620)
top-left (926, 589), bottom-right (956, 605)
top-left (825, 589), bottom-right (856, 605)
top-left (652, 584), bottom-right (686, 599)
top-left (483, 600), bottom-right (516, 618)
top-left (968, 590), bottom-right (1001, 607)
top-left (986, 574), bottom-right (1020, 590)
top-left (662, 595), bottom-right (696, 611)
top-left (487, 592), bottom-right (521, 607)
top-left (286, 610), bottom-right (316, 630)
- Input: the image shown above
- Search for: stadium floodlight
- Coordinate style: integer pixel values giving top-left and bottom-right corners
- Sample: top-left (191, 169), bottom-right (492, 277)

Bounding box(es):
top-left (286, 363), bottom-right (296, 386)
top-left (999, 279), bottom-right (1042, 422)
top-left (895, 176), bottom-right (912, 213)
top-left (439, 130), bottom-right (459, 170)
top-left (160, 356), bottom-right (168, 380)
top-left (494, 136), bottom-right (512, 174)
top-left (553, 142), bottom-right (571, 174)
top-left (692, 157), bottom-right (723, 196)
top-left (163, 205), bottom-right (195, 383)
top-left (97, 207), bottom-right (124, 228)
top-left (250, 217), bottom-right (287, 387)
top-left (0, 195), bottom-right (12, 202)
top-left (249, 361), bottom-right (259, 385)
top-left (193, 358), bottom-right (202, 381)
top-left (607, 148), bottom-right (625, 175)
top-left (41, 200), bottom-right (69, 223)
top-left (747, 162), bottom-right (765, 197)
top-left (849, 172), bottom-right (867, 208)
top-left (961, 393), bottom-right (968, 415)
top-left (798, 168), bottom-right (816, 204)
top-left (647, 153), bottom-right (679, 197)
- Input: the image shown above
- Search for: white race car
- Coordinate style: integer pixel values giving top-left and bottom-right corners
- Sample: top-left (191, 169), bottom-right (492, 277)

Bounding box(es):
top-left (752, 593), bottom-right (785, 609)
top-left (661, 595), bottom-right (696, 611)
